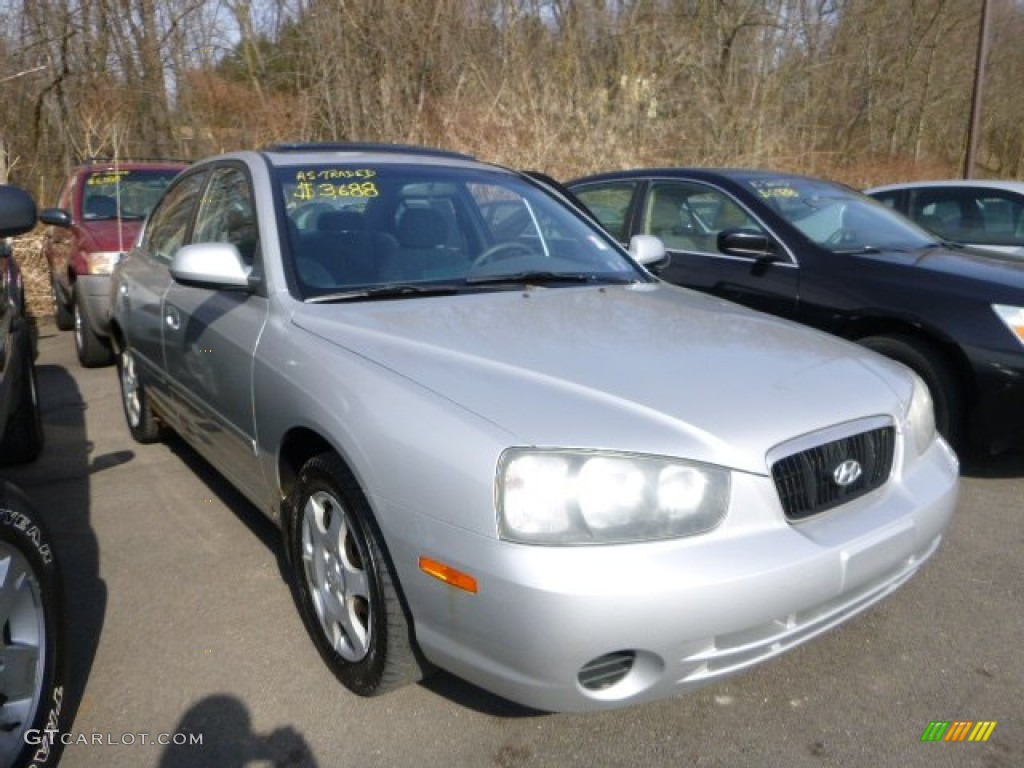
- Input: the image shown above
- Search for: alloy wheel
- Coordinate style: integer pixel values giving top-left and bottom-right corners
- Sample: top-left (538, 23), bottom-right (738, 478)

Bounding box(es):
top-left (120, 350), bottom-right (141, 428)
top-left (300, 490), bottom-right (372, 662)
top-left (73, 303), bottom-right (83, 354)
top-left (0, 542), bottom-right (47, 764)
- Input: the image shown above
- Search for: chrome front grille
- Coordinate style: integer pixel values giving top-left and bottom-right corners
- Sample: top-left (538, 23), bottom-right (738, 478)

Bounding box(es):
top-left (771, 426), bottom-right (895, 521)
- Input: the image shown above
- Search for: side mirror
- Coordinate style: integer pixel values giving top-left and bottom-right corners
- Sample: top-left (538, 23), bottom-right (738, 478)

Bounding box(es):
top-left (37, 207), bottom-right (72, 228)
top-left (170, 243), bottom-right (251, 289)
top-left (629, 234), bottom-right (667, 266)
top-left (717, 228), bottom-right (777, 260)
top-left (0, 185), bottom-right (38, 237)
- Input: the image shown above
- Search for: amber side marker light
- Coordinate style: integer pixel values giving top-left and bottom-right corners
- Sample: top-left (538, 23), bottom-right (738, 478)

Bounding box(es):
top-left (419, 557), bottom-right (478, 594)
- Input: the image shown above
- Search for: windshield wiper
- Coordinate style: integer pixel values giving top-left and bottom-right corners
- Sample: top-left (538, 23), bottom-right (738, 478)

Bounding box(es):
top-left (465, 271), bottom-right (633, 287)
top-left (832, 245), bottom-right (885, 254)
top-left (306, 284), bottom-right (462, 303)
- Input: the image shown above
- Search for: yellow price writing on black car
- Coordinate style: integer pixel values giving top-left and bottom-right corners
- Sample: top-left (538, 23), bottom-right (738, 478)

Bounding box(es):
top-left (751, 180), bottom-right (798, 199)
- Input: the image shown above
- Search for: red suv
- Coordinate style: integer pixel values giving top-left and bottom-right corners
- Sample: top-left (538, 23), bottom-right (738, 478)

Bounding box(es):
top-left (39, 160), bottom-right (186, 366)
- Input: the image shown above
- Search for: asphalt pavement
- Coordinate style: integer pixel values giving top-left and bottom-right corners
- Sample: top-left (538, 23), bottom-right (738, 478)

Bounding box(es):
top-left (3, 321), bottom-right (1021, 768)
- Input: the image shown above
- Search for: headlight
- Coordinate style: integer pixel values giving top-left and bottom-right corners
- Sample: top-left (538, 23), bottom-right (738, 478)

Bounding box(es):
top-left (497, 449), bottom-right (730, 545)
top-left (905, 372), bottom-right (936, 455)
top-left (993, 304), bottom-right (1024, 348)
top-left (83, 251), bottom-right (123, 275)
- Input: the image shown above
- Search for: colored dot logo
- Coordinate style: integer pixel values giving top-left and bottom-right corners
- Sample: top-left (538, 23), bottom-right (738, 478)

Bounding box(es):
top-left (920, 720), bottom-right (997, 743)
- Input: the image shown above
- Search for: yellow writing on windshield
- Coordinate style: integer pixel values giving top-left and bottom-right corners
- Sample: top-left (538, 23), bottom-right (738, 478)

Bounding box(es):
top-left (293, 180), bottom-right (379, 202)
top-left (87, 171), bottom-right (130, 186)
top-left (752, 181), bottom-right (798, 199)
top-left (295, 169), bottom-right (377, 181)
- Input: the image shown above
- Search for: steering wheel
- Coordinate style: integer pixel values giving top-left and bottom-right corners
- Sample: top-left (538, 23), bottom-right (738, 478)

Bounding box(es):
top-left (470, 241), bottom-right (535, 270)
top-left (291, 202), bottom-right (334, 230)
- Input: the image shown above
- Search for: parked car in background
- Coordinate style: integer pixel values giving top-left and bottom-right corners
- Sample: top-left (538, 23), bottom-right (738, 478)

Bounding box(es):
top-left (0, 185), bottom-right (67, 768)
top-left (865, 179), bottom-right (1024, 257)
top-left (0, 185), bottom-right (44, 464)
top-left (39, 159), bottom-right (186, 367)
top-left (568, 168), bottom-right (1024, 454)
top-left (109, 143), bottom-right (957, 712)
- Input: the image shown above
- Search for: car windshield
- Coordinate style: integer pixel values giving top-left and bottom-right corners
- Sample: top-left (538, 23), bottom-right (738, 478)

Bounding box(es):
top-left (274, 163), bottom-right (647, 300)
top-left (82, 169), bottom-right (182, 220)
top-left (741, 176), bottom-right (937, 253)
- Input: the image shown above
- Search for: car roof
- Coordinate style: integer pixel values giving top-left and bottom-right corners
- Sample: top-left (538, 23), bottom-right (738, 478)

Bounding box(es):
top-left (866, 179), bottom-right (1024, 194)
top-left (265, 142), bottom-right (475, 161)
top-left (568, 167), bottom-right (829, 186)
top-left (187, 143), bottom-right (508, 176)
top-left (72, 159), bottom-right (188, 174)
top-left (256, 142), bottom-right (489, 171)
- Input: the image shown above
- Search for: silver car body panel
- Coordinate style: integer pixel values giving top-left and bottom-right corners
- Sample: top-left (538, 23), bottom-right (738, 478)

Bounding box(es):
top-left (111, 148), bottom-right (959, 712)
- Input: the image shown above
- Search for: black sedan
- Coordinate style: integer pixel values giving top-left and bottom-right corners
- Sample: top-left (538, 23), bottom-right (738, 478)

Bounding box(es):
top-left (568, 168), bottom-right (1024, 454)
top-left (0, 185), bottom-right (44, 464)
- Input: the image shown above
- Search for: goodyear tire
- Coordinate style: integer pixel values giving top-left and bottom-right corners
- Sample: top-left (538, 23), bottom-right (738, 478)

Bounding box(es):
top-left (0, 482), bottom-right (67, 768)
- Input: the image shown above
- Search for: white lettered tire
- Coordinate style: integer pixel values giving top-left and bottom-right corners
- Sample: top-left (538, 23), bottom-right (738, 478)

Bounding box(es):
top-left (0, 482), bottom-right (67, 768)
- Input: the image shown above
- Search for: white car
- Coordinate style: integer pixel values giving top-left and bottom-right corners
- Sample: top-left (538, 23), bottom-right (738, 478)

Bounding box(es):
top-left (110, 144), bottom-right (959, 712)
top-left (866, 179), bottom-right (1024, 257)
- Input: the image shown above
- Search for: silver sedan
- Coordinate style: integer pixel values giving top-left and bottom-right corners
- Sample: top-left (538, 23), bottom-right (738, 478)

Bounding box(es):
top-left (108, 144), bottom-right (958, 712)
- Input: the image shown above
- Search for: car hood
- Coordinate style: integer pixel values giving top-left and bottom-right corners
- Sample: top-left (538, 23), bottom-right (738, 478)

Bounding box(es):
top-left (77, 219), bottom-right (143, 252)
top-left (903, 244), bottom-right (1024, 291)
top-left (292, 284), bottom-right (910, 474)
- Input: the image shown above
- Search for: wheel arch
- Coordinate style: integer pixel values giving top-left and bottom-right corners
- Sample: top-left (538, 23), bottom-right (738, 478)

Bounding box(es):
top-left (276, 428), bottom-right (332, 566)
top-left (278, 426), bottom-right (336, 503)
top-left (846, 317), bottom-right (977, 404)
top-left (108, 317), bottom-right (125, 353)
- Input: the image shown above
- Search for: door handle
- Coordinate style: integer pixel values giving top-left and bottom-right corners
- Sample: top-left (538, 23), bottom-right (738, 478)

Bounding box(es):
top-left (165, 307), bottom-right (181, 331)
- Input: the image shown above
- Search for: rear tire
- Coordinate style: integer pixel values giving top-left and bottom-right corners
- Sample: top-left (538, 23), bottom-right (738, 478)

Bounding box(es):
top-left (859, 334), bottom-right (963, 448)
top-left (51, 278), bottom-right (73, 332)
top-left (286, 452), bottom-right (428, 696)
top-left (117, 346), bottom-right (162, 443)
top-left (73, 291), bottom-right (114, 368)
top-left (0, 482), bottom-right (67, 768)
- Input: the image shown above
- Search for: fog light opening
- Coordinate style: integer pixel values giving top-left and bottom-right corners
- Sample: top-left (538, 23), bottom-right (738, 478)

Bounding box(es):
top-left (578, 650), bottom-right (636, 691)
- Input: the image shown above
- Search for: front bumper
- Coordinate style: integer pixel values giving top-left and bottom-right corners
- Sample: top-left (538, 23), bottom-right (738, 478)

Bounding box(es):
top-left (75, 274), bottom-right (113, 338)
top-left (393, 437), bottom-right (959, 712)
top-left (966, 344), bottom-right (1024, 452)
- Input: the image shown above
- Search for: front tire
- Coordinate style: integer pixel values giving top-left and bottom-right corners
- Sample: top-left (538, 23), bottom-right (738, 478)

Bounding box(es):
top-left (117, 347), bottom-right (162, 443)
top-left (286, 452), bottom-right (427, 696)
top-left (73, 291), bottom-right (114, 368)
top-left (0, 482), bottom-right (67, 768)
top-left (859, 334), bottom-right (963, 448)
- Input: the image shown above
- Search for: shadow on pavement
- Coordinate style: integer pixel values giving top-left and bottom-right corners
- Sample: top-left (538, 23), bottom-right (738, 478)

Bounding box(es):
top-left (959, 445), bottom-right (1024, 479)
top-left (164, 434), bottom-right (291, 584)
top-left (1, 358), bottom-right (109, 747)
top-left (419, 673), bottom-right (545, 718)
top-left (159, 694), bottom-right (317, 768)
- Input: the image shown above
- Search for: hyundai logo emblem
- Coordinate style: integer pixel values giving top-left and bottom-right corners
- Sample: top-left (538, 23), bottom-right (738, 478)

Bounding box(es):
top-left (833, 459), bottom-right (863, 487)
